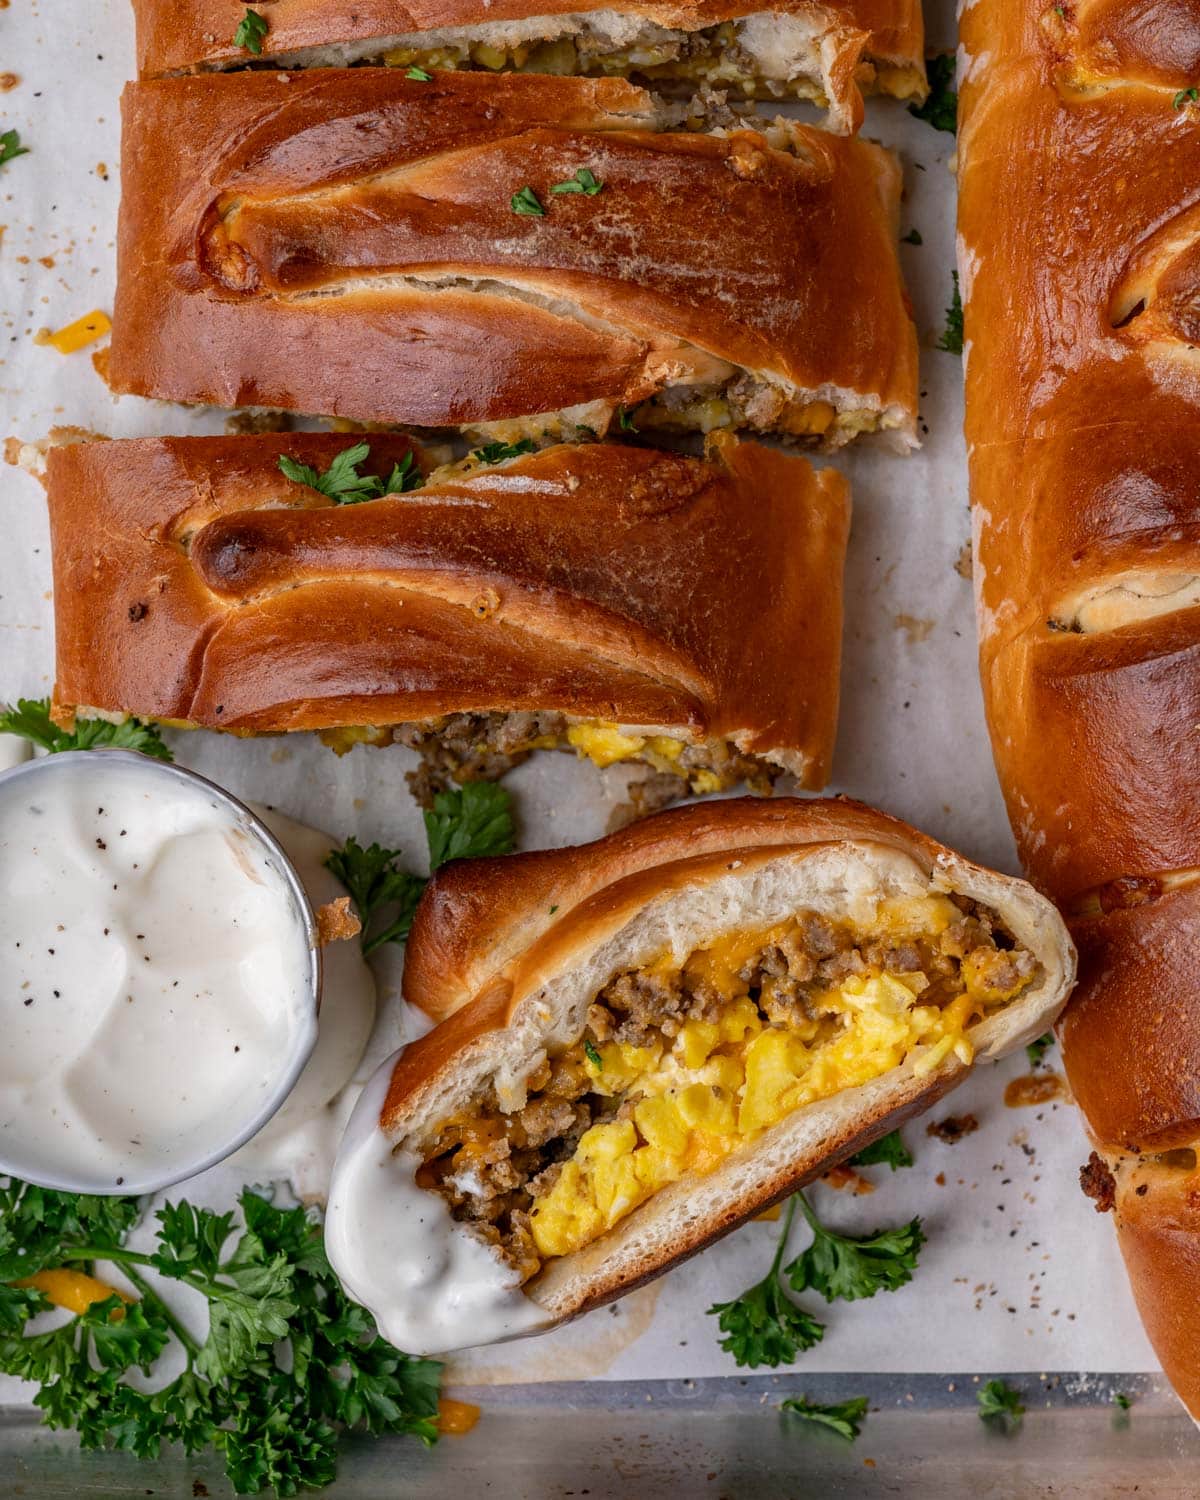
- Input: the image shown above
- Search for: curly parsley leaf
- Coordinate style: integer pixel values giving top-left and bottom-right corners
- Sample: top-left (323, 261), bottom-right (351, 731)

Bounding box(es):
top-left (325, 784), bottom-right (513, 953)
top-left (786, 1193), bottom-right (924, 1303)
top-left (324, 837), bottom-right (427, 956)
top-left (0, 697), bottom-right (172, 761)
top-left (937, 271), bottom-right (964, 355)
top-left (278, 442), bottom-right (423, 504)
top-left (470, 437), bottom-right (537, 466)
top-left (234, 8), bottom-right (269, 53)
top-left (1174, 86), bottom-right (1199, 110)
top-left (909, 53), bottom-right (956, 134)
top-left (849, 1129), bottom-right (913, 1172)
top-left (0, 1180), bottom-right (441, 1495)
top-left (0, 129), bottom-right (30, 170)
top-left (425, 781), bottom-right (515, 870)
top-left (781, 1393), bottom-right (868, 1440)
top-left (550, 167), bottom-right (603, 196)
top-left (708, 1199), bottom-right (825, 1368)
top-left (1026, 1032), bottom-right (1055, 1069)
top-left (977, 1379), bottom-right (1025, 1427)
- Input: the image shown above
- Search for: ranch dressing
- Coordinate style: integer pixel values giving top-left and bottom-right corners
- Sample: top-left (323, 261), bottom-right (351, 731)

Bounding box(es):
top-left (325, 1056), bottom-right (551, 1354)
top-left (0, 752), bottom-right (318, 1193)
top-left (230, 805), bottom-right (376, 1199)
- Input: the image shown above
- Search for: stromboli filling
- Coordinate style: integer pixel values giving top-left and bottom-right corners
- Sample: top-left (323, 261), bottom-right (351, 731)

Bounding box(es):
top-left (186, 16), bottom-right (925, 114)
top-left (415, 893), bottom-right (1040, 1280)
top-left (322, 714), bottom-right (781, 810)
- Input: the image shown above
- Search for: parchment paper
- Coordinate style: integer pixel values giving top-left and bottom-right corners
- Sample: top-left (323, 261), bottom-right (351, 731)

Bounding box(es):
top-left (0, 0), bottom-right (1159, 1394)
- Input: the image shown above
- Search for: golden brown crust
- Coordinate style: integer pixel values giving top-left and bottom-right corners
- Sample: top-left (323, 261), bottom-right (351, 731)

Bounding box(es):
top-left (961, 0), bottom-right (1200, 1416)
top-left (130, 0), bottom-right (924, 134)
top-left (1114, 1155), bottom-right (1200, 1422)
top-left (1062, 881), bottom-right (1200, 1153)
top-left (46, 431), bottom-right (847, 772)
top-left (109, 70), bottom-right (917, 440)
top-left (398, 792), bottom-right (1057, 1028)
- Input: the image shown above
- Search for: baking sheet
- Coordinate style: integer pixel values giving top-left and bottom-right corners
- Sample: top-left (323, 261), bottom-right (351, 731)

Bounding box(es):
top-left (0, 0), bottom-right (1161, 1413)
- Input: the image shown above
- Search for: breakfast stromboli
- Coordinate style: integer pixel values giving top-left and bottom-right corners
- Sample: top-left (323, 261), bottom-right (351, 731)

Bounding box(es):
top-left (959, 0), bottom-right (1200, 1415)
top-left (44, 432), bottom-right (848, 808)
top-left (130, 0), bottom-right (925, 135)
top-left (108, 70), bottom-right (918, 446)
top-left (326, 799), bottom-right (1075, 1353)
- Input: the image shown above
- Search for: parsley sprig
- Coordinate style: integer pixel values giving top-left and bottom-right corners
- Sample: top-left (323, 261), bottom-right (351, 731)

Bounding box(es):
top-left (0, 1179), bottom-right (441, 1495)
top-left (470, 438), bottom-right (537, 466)
top-left (278, 442), bottom-right (422, 504)
top-left (1026, 1033), bottom-right (1055, 1069)
top-left (781, 1393), bottom-right (869, 1440)
top-left (909, 53), bottom-right (956, 134)
top-left (786, 1193), bottom-right (924, 1302)
top-left (708, 1198), bottom-right (826, 1368)
top-left (937, 271), bottom-right (964, 355)
top-left (0, 129), bottom-right (30, 170)
top-left (326, 782), bottom-right (515, 954)
top-left (849, 1129), bottom-right (913, 1172)
top-left (234, 8), bottom-right (269, 53)
top-left (0, 698), bottom-right (172, 761)
top-left (977, 1379), bottom-right (1025, 1428)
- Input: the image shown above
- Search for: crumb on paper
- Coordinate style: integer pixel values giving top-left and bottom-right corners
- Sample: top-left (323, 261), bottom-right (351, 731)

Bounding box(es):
top-left (926, 1113), bottom-right (979, 1144)
top-left (954, 542), bottom-right (972, 579)
top-left (1079, 1151), bottom-right (1116, 1214)
top-left (316, 895), bottom-right (361, 946)
top-left (821, 1164), bottom-right (875, 1195)
top-left (1003, 1072), bottom-right (1070, 1108)
top-left (894, 613), bottom-right (935, 644)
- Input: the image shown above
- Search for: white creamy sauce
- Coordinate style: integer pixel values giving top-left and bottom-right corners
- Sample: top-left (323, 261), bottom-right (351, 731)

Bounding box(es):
top-left (0, 734), bottom-right (33, 774)
top-left (325, 1057), bottom-right (550, 1355)
top-left (0, 755), bottom-right (316, 1193)
top-left (229, 806), bottom-right (376, 1200)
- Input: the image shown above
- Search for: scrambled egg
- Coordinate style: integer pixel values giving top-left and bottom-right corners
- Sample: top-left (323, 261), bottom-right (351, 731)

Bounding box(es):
top-left (529, 899), bottom-right (1026, 1259)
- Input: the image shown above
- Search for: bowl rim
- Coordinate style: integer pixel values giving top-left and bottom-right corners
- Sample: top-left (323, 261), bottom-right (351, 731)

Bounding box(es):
top-left (0, 747), bottom-right (323, 1196)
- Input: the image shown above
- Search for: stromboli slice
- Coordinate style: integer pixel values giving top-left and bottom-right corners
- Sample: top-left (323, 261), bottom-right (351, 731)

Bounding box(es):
top-left (324, 797), bottom-right (1075, 1353)
top-left (45, 431), bottom-right (848, 805)
top-left (960, 0), bottom-right (1200, 1416)
top-left (109, 70), bottom-right (918, 447)
top-left (130, 0), bottom-right (926, 135)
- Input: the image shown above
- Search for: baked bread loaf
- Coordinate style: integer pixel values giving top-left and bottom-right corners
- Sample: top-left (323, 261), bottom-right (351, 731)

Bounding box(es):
top-left (46, 431), bottom-right (848, 806)
top-left (959, 0), bottom-right (1200, 1415)
top-left (108, 70), bottom-right (918, 447)
top-left (324, 795), bottom-right (1075, 1353)
top-left (130, 0), bottom-right (925, 135)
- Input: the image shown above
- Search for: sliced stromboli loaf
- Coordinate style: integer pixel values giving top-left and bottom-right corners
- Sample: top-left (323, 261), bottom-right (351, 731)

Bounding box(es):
top-left (959, 0), bottom-right (1200, 1415)
top-left (130, 0), bottom-right (926, 134)
top-left (45, 431), bottom-right (848, 803)
top-left (324, 797), bottom-right (1075, 1352)
top-left (109, 70), bottom-right (918, 448)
